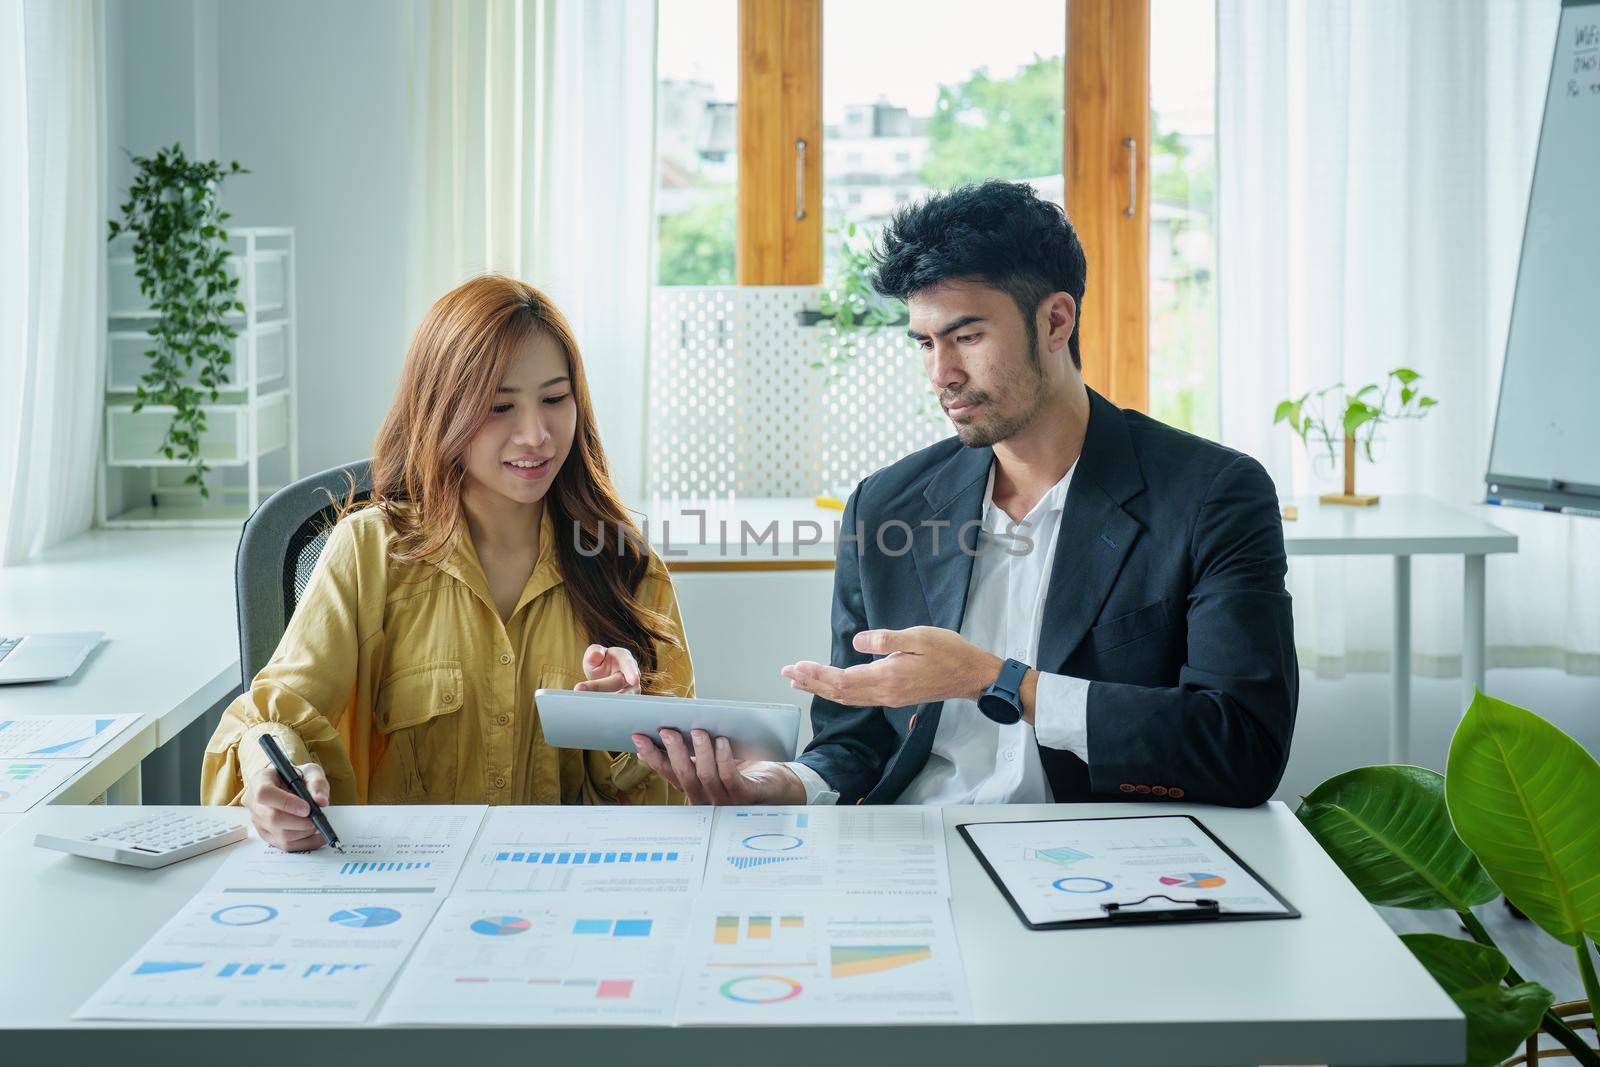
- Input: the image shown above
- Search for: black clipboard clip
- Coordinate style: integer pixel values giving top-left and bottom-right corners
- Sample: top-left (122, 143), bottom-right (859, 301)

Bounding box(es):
top-left (1101, 894), bottom-right (1221, 923)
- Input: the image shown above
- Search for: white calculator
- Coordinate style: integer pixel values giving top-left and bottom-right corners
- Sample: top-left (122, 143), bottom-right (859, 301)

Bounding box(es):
top-left (34, 811), bottom-right (246, 869)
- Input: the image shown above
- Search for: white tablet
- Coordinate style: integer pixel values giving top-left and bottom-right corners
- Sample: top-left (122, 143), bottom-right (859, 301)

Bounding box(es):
top-left (533, 689), bottom-right (801, 762)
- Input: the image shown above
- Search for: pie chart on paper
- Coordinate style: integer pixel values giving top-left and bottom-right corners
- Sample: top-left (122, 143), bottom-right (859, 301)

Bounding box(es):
top-left (470, 915), bottom-right (532, 937)
top-left (330, 906), bottom-right (403, 928)
top-left (1159, 872), bottom-right (1226, 889)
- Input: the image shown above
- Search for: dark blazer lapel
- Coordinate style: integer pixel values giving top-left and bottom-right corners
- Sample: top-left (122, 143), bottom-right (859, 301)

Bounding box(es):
top-left (1036, 390), bottom-right (1147, 674)
top-left (912, 444), bottom-right (992, 633)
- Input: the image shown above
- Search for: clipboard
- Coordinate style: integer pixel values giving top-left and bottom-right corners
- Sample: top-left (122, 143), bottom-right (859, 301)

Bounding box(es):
top-left (957, 814), bottom-right (1301, 931)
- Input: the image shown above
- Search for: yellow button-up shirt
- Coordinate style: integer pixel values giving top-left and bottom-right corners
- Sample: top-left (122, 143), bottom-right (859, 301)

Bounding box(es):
top-left (202, 505), bottom-right (693, 807)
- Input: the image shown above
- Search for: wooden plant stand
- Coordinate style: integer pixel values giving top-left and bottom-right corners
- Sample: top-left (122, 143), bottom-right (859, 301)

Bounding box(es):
top-left (1319, 433), bottom-right (1380, 507)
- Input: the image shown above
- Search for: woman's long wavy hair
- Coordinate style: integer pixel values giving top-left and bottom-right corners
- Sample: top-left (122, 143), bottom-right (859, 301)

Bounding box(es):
top-left (345, 274), bottom-right (678, 687)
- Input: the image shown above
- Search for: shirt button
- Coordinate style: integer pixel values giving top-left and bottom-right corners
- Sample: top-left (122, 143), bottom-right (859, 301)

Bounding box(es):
top-left (1135, 784), bottom-right (1151, 794)
top-left (1169, 787), bottom-right (1186, 799)
top-left (496, 713), bottom-right (510, 726)
top-left (1003, 749), bottom-right (1016, 762)
top-left (1119, 783), bottom-right (1135, 793)
top-left (493, 775), bottom-right (507, 789)
top-left (442, 692), bottom-right (455, 704)
top-left (499, 653), bottom-right (512, 665)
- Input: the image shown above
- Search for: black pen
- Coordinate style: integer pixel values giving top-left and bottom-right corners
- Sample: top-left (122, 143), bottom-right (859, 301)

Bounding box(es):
top-left (256, 733), bottom-right (344, 853)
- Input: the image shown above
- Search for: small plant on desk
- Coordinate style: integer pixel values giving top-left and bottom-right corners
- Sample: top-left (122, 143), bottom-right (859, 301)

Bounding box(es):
top-left (1273, 368), bottom-right (1438, 506)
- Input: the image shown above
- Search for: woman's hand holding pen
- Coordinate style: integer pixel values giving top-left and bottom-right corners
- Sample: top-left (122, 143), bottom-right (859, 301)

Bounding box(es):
top-left (243, 762), bottom-right (332, 852)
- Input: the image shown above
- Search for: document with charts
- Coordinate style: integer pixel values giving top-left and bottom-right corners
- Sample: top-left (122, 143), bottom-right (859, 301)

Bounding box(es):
top-left (454, 805), bottom-right (713, 894)
top-left (675, 893), bottom-right (971, 1024)
top-left (0, 714), bottom-right (140, 759)
top-left (0, 758), bottom-right (84, 812)
top-left (202, 804), bottom-right (486, 896)
top-left (960, 815), bottom-right (1296, 927)
top-left (376, 893), bottom-right (692, 1025)
top-left (704, 806), bottom-right (949, 896)
top-left (74, 806), bottom-right (488, 1022)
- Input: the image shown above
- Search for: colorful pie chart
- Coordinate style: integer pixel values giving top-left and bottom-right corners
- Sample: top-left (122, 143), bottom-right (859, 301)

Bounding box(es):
top-left (471, 914), bottom-right (532, 937)
top-left (330, 906), bottom-right (402, 928)
top-left (1159, 872), bottom-right (1227, 889)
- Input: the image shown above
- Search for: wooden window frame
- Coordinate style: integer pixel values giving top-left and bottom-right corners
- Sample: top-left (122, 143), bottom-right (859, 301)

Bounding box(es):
top-left (737, 0), bottom-right (822, 284)
top-left (732, 0), bottom-right (1151, 411)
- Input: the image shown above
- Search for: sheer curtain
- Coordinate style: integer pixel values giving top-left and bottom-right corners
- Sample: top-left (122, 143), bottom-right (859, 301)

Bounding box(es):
top-left (0, 0), bottom-right (105, 565)
top-left (1217, 0), bottom-right (1600, 678)
top-left (406, 0), bottom-right (658, 501)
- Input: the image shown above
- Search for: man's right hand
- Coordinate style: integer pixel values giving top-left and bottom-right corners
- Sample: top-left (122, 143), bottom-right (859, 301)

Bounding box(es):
top-left (631, 729), bottom-right (806, 806)
top-left (242, 762), bottom-right (331, 852)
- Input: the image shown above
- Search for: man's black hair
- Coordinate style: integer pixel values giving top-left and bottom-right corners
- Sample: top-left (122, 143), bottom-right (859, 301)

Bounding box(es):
top-left (870, 180), bottom-right (1087, 369)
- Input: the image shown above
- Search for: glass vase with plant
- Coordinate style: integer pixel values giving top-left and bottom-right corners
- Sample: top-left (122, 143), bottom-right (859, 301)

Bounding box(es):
top-left (107, 143), bottom-right (249, 497)
top-left (1273, 368), bottom-right (1438, 506)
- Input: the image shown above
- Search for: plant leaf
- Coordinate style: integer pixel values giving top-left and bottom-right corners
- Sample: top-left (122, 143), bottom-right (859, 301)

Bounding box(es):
top-left (1446, 691), bottom-right (1600, 946)
top-left (1393, 367), bottom-right (1421, 385)
top-left (1296, 766), bottom-right (1500, 910)
top-left (1401, 933), bottom-right (1552, 1067)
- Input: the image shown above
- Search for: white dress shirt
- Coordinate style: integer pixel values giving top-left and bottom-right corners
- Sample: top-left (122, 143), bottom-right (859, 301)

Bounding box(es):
top-left (788, 461), bottom-right (1091, 805)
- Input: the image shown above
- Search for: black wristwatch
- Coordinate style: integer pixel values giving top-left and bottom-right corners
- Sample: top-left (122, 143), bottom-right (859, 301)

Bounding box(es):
top-left (978, 657), bottom-right (1031, 725)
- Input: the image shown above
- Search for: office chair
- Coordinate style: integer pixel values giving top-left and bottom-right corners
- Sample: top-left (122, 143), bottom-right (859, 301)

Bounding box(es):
top-left (235, 460), bottom-right (373, 685)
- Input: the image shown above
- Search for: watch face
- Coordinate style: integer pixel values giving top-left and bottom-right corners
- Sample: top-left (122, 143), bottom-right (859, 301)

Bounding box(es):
top-left (978, 692), bottom-right (1022, 725)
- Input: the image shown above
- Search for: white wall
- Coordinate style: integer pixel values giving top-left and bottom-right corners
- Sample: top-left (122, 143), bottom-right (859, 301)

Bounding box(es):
top-left (106, 0), bottom-right (410, 479)
top-left (216, 0), bottom-right (411, 474)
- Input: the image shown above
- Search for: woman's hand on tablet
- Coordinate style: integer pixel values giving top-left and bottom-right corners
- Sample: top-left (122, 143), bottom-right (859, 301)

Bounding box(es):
top-left (575, 644), bottom-right (641, 694)
top-left (630, 729), bottom-right (805, 805)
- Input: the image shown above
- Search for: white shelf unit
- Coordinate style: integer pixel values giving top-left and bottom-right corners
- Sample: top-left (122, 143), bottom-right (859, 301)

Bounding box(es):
top-left (98, 228), bottom-right (299, 529)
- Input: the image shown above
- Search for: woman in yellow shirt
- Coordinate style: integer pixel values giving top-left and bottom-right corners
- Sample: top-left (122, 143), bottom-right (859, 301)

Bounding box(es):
top-left (202, 274), bottom-right (693, 849)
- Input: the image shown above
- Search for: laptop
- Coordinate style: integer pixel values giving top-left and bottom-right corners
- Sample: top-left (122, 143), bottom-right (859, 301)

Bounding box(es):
top-left (0, 632), bottom-right (103, 684)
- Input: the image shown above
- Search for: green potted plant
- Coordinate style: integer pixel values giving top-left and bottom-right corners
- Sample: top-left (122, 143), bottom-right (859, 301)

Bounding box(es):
top-left (107, 143), bottom-right (249, 497)
top-left (802, 221), bottom-right (906, 371)
top-left (1296, 692), bottom-right (1600, 1066)
top-left (1273, 369), bottom-right (1438, 506)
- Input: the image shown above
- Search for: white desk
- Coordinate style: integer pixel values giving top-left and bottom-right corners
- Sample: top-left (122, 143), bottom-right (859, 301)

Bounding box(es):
top-left (1282, 496), bottom-right (1517, 762)
top-left (0, 529), bottom-right (240, 805)
top-left (646, 495), bottom-right (1518, 763)
top-left (0, 802), bottom-right (1460, 1064)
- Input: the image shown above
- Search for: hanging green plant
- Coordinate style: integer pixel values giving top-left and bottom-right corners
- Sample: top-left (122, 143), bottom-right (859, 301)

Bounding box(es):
top-left (108, 143), bottom-right (249, 497)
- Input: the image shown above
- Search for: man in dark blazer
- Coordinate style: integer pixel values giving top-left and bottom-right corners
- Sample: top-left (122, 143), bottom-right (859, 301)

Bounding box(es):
top-left (633, 180), bottom-right (1297, 808)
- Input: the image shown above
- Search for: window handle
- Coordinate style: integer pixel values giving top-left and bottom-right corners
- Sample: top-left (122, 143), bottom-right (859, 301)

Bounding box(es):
top-left (794, 138), bottom-right (808, 221)
top-left (1124, 137), bottom-right (1138, 218)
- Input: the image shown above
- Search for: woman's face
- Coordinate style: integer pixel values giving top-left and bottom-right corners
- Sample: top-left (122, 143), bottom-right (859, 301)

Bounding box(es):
top-left (461, 329), bottom-right (578, 509)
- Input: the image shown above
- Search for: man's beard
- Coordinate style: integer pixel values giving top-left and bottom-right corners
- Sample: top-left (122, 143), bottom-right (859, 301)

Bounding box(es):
top-left (946, 359), bottom-right (1049, 449)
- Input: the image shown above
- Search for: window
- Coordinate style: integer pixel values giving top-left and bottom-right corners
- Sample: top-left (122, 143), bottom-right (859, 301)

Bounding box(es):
top-left (651, 0), bottom-right (1218, 430)
top-left (654, 0), bottom-right (738, 285)
top-left (821, 0), bottom-right (1066, 280)
top-left (1147, 0), bottom-right (1218, 438)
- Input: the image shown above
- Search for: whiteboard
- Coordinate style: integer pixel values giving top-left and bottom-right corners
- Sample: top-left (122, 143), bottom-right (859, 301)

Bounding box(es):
top-left (1485, 0), bottom-right (1600, 510)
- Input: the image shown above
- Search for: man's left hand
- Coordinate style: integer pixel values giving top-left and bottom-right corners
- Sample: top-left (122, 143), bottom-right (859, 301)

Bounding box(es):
top-left (780, 626), bottom-right (1001, 708)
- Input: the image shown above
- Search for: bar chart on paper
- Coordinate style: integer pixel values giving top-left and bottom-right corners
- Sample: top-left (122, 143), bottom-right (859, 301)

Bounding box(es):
top-left (75, 890), bottom-right (440, 1023)
top-left (0, 758), bottom-right (83, 813)
top-left (375, 894), bottom-right (693, 1026)
top-left (679, 894), bottom-right (971, 1025)
top-left (457, 807), bottom-right (713, 894)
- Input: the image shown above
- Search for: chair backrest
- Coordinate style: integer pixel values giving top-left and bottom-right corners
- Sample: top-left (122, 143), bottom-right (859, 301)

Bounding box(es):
top-left (236, 460), bottom-right (373, 685)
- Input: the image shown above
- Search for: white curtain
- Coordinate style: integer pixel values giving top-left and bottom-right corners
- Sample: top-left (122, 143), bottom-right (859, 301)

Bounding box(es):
top-left (406, 0), bottom-right (658, 501)
top-left (0, 0), bottom-right (105, 565)
top-left (1218, 0), bottom-right (1600, 678)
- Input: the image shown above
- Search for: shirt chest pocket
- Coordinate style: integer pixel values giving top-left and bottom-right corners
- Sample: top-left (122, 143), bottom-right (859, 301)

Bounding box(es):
top-left (373, 663), bottom-right (464, 800)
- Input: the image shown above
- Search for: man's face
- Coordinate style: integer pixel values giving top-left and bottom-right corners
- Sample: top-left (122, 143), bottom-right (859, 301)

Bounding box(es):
top-left (908, 279), bottom-right (1049, 448)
